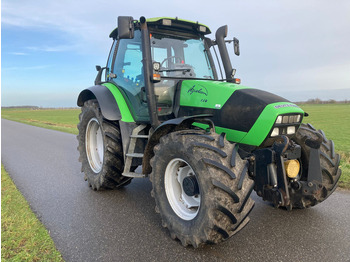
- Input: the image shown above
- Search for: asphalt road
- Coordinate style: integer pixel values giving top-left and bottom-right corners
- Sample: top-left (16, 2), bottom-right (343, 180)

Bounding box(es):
top-left (2, 118), bottom-right (350, 262)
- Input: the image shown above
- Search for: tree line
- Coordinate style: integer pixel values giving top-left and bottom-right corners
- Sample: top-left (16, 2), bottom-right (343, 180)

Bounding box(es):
top-left (296, 99), bottom-right (350, 104)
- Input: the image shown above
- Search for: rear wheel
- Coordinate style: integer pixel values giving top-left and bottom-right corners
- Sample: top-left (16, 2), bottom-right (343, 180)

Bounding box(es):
top-left (290, 123), bottom-right (341, 208)
top-left (150, 130), bottom-right (255, 247)
top-left (77, 99), bottom-right (132, 190)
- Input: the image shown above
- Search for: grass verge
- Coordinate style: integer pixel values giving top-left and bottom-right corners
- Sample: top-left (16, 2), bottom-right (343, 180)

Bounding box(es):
top-left (1, 165), bottom-right (63, 261)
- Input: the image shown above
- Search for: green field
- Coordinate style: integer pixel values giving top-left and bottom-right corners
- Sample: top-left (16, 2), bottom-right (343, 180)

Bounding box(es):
top-left (298, 104), bottom-right (350, 152)
top-left (1, 108), bottom-right (80, 134)
top-left (298, 104), bottom-right (350, 188)
top-left (2, 104), bottom-right (350, 189)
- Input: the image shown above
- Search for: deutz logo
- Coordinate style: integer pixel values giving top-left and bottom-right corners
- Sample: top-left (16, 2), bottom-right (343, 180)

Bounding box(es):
top-left (187, 85), bottom-right (208, 96)
top-left (274, 104), bottom-right (299, 109)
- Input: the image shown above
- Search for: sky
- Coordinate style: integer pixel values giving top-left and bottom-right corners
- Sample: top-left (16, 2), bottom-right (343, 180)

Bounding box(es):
top-left (1, 0), bottom-right (350, 107)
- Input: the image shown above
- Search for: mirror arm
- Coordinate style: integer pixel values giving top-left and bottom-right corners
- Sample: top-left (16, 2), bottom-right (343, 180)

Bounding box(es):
top-left (95, 66), bottom-right (106, 85)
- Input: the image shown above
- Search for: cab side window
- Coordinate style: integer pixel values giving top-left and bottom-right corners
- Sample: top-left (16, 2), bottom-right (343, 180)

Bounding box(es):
top-left (122, 44), bottom-right (143, 86)
top-left (113, 30), bottom-right (144, 95)
top-left (106, 40), bottom-right (117, 81)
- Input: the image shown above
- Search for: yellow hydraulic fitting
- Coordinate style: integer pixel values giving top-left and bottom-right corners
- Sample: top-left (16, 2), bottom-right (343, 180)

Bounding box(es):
top-left (284, 159), bottom-right (300, 178)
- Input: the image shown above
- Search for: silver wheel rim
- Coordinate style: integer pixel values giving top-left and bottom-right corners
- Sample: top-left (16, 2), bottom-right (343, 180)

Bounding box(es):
top-left (164, 158), bottom-right (200, 220)
top-left (85, 118), bottom-right (104, 173)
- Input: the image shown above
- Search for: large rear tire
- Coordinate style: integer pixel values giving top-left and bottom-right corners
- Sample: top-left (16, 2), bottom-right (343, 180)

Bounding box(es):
top-left (150, 130), bottom-right (255, 247)
top-left (290, 123), bottom-right (341, 208)
top-left (77, 99), bottom-right (132, 190)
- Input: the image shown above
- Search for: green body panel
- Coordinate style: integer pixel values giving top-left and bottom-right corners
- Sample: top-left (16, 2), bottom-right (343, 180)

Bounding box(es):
top-left (216, 127), bottom-right (247, 142)
top-left (103, 83), bottom-right (135, 122)
top-left (180, 80), bottom-right (250, 109)
top-left (239, 102), bottom-right (304, 145)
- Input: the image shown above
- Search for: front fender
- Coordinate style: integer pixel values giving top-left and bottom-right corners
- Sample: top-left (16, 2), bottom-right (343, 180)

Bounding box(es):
top-left (142, 114), bottom-right (213, 174)
top-left (77, 85), bottom-right (122, 121)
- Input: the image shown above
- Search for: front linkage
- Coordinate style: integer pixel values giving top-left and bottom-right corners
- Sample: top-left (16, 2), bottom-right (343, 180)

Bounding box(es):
top-left (253, 133), bottom-right (325, 210)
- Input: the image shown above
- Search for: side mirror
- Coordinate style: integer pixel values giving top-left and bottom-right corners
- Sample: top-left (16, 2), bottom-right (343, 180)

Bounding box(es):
top-left (95, 65), bottom-right (106, 85)
top-left (233, 37), bottom-right (240, 56)
top-left (118, 16), bottom-right (134, 39)
top-left (204, 37), bottom-right (214, 48)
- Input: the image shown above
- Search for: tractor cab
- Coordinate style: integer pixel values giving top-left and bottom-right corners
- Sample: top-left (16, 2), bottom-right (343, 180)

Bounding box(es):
top-left (102, 17), bottom-right (232, 123)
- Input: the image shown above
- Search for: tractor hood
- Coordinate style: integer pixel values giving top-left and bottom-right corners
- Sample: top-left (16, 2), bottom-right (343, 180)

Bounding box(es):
top-left (177, 80), bottom-right (304, 146)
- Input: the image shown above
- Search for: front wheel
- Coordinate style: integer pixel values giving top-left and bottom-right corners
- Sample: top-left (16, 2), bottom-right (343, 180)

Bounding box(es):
top-left (289, 123), bottom-right (342, 208)
top-left (77, 99), bottom-right (132, 190)
top-left (150, 130), bottom-right (255, 247)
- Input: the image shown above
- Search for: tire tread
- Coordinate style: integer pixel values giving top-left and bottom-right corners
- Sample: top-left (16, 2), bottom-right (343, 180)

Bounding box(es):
top-left (150, 129), bottom-right (254, 247)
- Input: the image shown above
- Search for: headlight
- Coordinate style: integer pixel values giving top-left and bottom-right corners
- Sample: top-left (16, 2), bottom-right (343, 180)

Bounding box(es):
top-left (271, 128), bottom-right (279, 137)
top-left (276, 116), bottom-right (282, 124)
top-left (287, 126), bottom-right (296, 135)
top-left (270, 114), bottom-right (302, 137)
top-left (277, 114), bottom-right (302, 124)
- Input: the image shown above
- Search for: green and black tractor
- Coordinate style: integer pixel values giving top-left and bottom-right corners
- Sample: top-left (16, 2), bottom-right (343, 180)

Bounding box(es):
top-left (77, 16), bottom-right (342, 247)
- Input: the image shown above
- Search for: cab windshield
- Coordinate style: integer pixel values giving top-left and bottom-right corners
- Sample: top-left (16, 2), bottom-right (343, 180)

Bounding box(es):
top-left (150, 33), bottom-right (215, 80)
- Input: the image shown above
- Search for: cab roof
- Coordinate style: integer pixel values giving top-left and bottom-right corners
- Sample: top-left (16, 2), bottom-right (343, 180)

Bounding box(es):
top-left (109, 17), bottom-right (211, 39)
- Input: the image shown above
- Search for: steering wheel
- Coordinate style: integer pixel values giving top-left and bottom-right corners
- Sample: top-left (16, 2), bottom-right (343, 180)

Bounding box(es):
top-left (160, 56), bottom-right (183, 67)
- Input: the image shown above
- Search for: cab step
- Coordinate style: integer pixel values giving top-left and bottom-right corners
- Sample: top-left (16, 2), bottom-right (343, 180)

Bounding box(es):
top-left (122, 124), bottom-right (149, 178)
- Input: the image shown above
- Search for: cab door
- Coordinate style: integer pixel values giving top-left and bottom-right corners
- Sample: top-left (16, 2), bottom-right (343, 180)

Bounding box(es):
top-left (109, 30), bottom-right (150, 122)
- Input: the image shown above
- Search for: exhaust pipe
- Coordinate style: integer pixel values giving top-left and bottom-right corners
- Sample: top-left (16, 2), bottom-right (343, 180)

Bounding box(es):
top-left (215, 25), bottom-right (233, 82)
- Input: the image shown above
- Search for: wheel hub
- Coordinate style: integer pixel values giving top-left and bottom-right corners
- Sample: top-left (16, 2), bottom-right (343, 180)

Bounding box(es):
top-left (164, 158), bottom-right (200, 220)
top-left (183, 176), bottom-right (199, 197)
top-left (85, 118), bottom-right (104, 173)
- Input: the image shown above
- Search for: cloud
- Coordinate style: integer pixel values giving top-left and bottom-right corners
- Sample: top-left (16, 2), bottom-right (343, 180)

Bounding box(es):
top-left (26, 45), bottom-right (77, 52)
top-left (8, 52), bottom-right (28, 56)
top-left (2, 0), bottom-right (91, 30)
